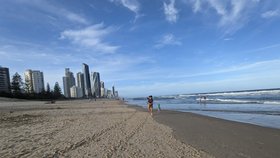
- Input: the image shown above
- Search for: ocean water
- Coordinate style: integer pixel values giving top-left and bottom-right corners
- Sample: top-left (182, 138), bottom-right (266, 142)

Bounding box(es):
top-left (126, 89), bottom-right (280, 129)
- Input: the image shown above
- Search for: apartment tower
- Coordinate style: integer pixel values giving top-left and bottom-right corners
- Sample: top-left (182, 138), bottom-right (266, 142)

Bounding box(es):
top-left (0, 66), bottom-right (10, 93)
top-left (63, 68), bottom-right (75, 98)
top-left (91, 72), bottom-right (101, 97)
top-left (82, 63), bottom-right (91, 97)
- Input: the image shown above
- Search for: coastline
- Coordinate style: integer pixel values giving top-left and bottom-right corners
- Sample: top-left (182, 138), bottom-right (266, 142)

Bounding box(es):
top-left (153, 109), bottom-right (280, 158)
top-left (2, 98), bottom-right (279, 157)
top-left (0, 99), bottom-right (212, 157)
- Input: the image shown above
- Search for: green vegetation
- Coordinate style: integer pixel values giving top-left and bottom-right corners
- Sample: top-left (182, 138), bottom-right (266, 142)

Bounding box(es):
top-left (0, 72), bottom-right (64, 100)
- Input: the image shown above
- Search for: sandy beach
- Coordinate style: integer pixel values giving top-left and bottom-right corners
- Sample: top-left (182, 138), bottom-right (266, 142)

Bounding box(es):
top-left (0, 99), bottom-right (211, 158)
top-left (155, 110), bottom-right (280, 158)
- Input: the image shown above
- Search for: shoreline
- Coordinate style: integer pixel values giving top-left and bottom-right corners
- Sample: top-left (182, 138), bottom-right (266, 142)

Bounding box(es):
top-left (126, 103), bottom-right (280, 158)
top-left (2, 98), bottom-right (279, 157)
top-left (153, 109), bottom-right (280, 158)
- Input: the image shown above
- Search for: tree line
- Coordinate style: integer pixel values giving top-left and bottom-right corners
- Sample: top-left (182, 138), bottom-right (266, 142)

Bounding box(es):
top-left (0, 72), bottom-right (64, 100)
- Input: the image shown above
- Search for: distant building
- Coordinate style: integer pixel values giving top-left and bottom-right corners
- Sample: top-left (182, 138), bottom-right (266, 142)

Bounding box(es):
top-left (103, 88), bottom-right (108, 98)
top-left (112, 86), bottom-right (115, 97)
top-left (107, 90), bottom-right (112, 98)
top-left (100, 81), bottom-right (105, 98)
top-left (0, 66), bottom-right (10, 93)
top-left (77, 72), bottom-right (85, 97)
top-left (24, 69), bottom-right (34, 93)
top-left (24, 69), bottom-right (45, 93)
top-left (115, 91), bottom-right (119, 98)
top-left (91, 72), bottom-right (101, 97)
top-left (32, 71), bottom-right (45, 93)
top-left (63, 68), bottom-right (75, 98)
top-left (24, 70), bottom-right (45, 93)
top-left (83, 63), bottom-right (91, 97)
top-left (70, 86), bottom-right (83, 98)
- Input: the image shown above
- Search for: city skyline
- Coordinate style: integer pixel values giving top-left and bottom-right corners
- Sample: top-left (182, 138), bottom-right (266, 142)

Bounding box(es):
top-left (1, 1), bottom-right (280, 97)
top-left (0, 64), bottom-right (117, 99)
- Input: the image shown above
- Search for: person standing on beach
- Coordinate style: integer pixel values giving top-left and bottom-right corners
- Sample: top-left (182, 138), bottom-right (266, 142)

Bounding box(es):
top-left (147, 95), bottom-right (153, 116)
top-left (157, 103), bottom-right (161, 112)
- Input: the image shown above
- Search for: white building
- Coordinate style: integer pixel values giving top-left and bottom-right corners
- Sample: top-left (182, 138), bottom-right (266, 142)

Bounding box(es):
top-left (77, 72), bottom-right (85, 97)
top-left (24, 69), bottom-right (45, 93)
top-left (63, 68), bottom-right (75, 98)
top-left (70, 86), bottom-right (83, 98)
top-left (24, 69), bottom-right (33, 93)
top-left (101, 87), bottom-right (105, 98)
top-left (24, 70), bottom-right (45, 94)
top-left (100, 81), bottom-right (105, 98)
top-left (107, 90), bottom-right (112, 98)
top-left (32, 71), bottom-right (45, 93)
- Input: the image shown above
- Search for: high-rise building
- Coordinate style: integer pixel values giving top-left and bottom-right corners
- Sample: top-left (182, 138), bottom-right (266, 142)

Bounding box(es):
top-left (76, 72), bottom-right (85, 97)
top-left (32, 70), bottom-right (45, 93)
top-left (112, 86), bottom-right (115, 97)
top-left (100, 81), bottom-right (105, 98)
top-left (91, 72), bottom-right (101, 97)
top-left (115, 91), bottom-right (119, 98)
top-left (24, 69), bottom-right (34, 93)
top-left (24, 69), bottom-right (44, 93)
top-left (83, 63), bottom-right (91, 97)
top-left (70, 86), bottom-right (83, 98)
top-left (63, 68), bottom-right (75, 98)
top-left (0, 66), bottom-right (10, 93)
top-left (107, 90), bottom-right (112, 98)
top-left (63, 77), bottom-right (69, 97)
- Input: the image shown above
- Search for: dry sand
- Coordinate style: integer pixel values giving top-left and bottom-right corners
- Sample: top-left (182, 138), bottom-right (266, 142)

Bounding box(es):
top-left (0, 99), bottom-right (212, 158)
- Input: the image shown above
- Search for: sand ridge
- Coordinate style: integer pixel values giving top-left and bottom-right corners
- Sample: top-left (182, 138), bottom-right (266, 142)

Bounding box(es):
top-left (0, 99), bottom-right (212, 158)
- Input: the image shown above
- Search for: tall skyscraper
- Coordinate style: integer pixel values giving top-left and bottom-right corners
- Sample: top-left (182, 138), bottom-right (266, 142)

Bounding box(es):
top-left (91, 72), bottom-right (101, 97)
top-left (24, 69), bottom-right (44, 93)
top-left (77, 72), bottom-right (85, 97)
top-left (0, 66), bottom-right (10, 93)
top-left (83, 63), bottom-right (91, 97)
top-left (112, 86), bottom-right (115, 97)
top-left (100, 81), bottom-right (105, 98)
top-left (24, 69), bottom-right (34, 93)
top-left (32, 71), bottom-right (45, 93)
top-left (63, 68), bottom-right (75, 98)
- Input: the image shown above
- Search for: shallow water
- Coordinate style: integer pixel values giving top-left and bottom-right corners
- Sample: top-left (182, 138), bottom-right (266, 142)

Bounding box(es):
top-left (127, 89), bottom-right (280, 129)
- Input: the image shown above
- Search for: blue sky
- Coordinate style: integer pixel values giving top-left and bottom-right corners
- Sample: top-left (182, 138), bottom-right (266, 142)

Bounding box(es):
top-left (1, 0), bottom-right (280, 97)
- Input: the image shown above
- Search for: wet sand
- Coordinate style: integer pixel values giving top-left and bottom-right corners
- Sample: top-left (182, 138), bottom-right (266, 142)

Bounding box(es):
top-left (0, 99), bottom-right (211, 158)
top-left (154, 110), bottom-right (280, 158)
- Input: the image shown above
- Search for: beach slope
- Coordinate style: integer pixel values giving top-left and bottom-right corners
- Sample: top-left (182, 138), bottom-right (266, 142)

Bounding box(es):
top-left (0, 99), bottom-right (211, 158)
top-left (154, 110), bottom-right (280, 158)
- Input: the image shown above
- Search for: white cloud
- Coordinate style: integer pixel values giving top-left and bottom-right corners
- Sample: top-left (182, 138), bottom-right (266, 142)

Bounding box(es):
top-left (192, 0), bottom-right (202, 13)
top-left (64, 12), bottom-right (88, 24)
top-left (209, 0), bottom-right (248, 33)
top-left (119, 59), bottom-right (280, 97)
top-left (164, 0), bottom-right (179, 23)
top-left (110, 0), bottom-right (140, 18)
top-left (208, 0), bottom-right (227, 16)
top-left (162, 59), bottom-right (280, 80)
top-left (16, 0), bottom-right (89, 24)
top-left (261, 10), bottom-right (280, 18)
top-left (155, 34), bottom-right (181, 48)
top-left (60, 23), bottom-right (119, 53)
top-left (188, 0), bottom-right (260, 34)
top-left (224, 38), bottom-right (233, 41)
